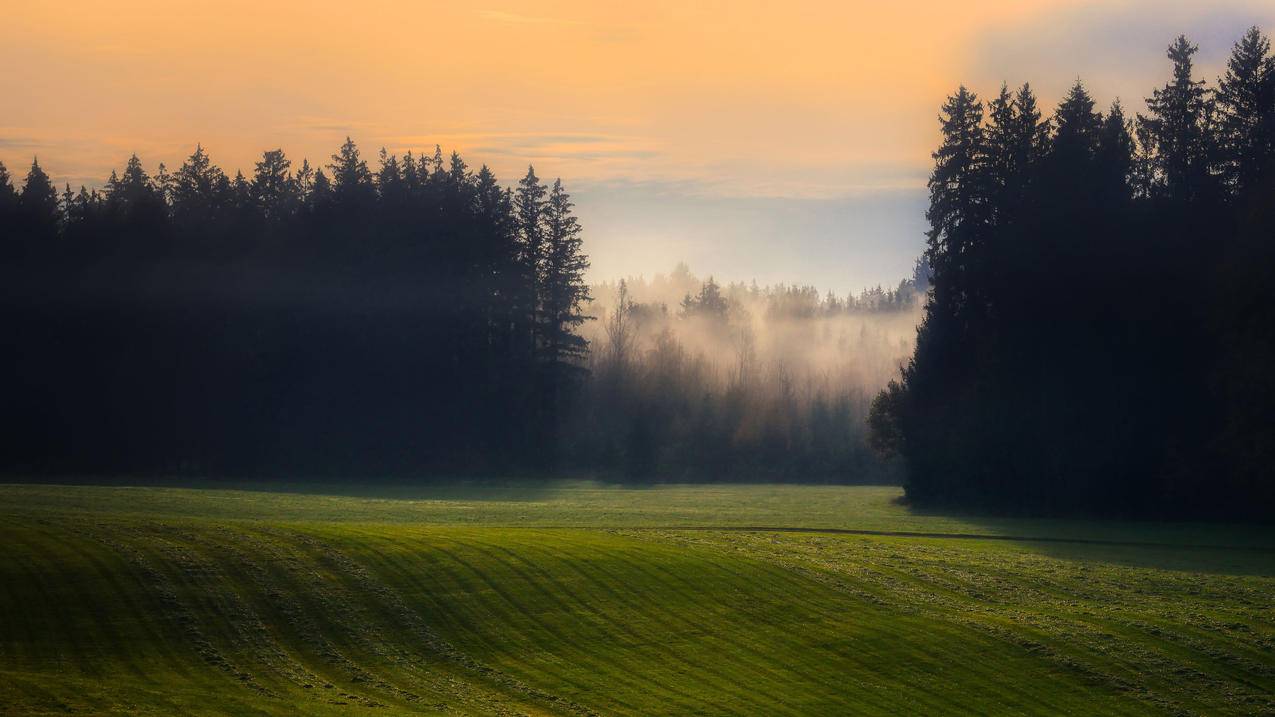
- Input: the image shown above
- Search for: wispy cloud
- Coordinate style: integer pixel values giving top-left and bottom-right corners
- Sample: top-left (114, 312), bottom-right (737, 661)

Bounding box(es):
top-left (0, 135), bottom-right (46, 150)
top-left (288, 116), bottom-right (382, 135)
top-left (386, 131), bottom-right (660, 163)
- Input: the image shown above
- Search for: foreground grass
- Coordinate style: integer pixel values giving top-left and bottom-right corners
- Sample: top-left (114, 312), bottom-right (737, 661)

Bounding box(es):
top-left (0, 482), bottom-right (1272, 715)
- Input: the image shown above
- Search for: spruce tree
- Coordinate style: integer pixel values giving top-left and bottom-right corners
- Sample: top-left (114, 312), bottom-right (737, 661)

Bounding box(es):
top-left (984, 83), bottom-right (1018, 225)
top-left (1013, 83), bottom-right (1050, 166)
top-left (401, 150), bottom-right (420, 191)
top-left (17, 158), bottom-right (60, 246)
top-left (251, 149), bottom-right (298, 224)
top-left (925, 86), bottom-right (989, 308)
top-left (515, 166), bottom-right (548, 355)
top-left (328, 137), bottom-right (375, 213)
top-left (309, 168), bottom-right (333, 209)
top-left (1216, 26), bottom-right (1275, 196)
top-left (541, 178), bottom-right (591, 369)
top-left (153, 162), bottom-right (173, 206)
top-left (0, 161), bottom-right (16, 212)
top-left (295, 159), bottom-right (314, 199)
top-left (172, 145), bottom-right (229, 227)
top-left (1052, 81), bottom-right (1102, 162)
top-left (1095, 100), bottom-right (1135, 205)
top-left (375, 148), bottom-right (406, 206)
top-left (1141, 36), bottom-right (1216, 202)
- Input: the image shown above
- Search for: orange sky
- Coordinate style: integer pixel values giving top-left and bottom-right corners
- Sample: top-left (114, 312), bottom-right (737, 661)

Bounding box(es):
top-left (2, 1), bottom-right (1270, 288)
top-left (0, 0), bottom-right (1089, 191)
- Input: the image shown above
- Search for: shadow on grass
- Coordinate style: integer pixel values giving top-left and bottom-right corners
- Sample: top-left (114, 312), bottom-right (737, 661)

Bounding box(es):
top-left (2, 474), bottom-right (574, 503)
top-left (900, 497), bottom-right (1275, 576)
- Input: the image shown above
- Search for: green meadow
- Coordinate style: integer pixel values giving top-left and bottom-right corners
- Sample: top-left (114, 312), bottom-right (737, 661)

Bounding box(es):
top-left (1, 482), bottom-right (1272, 715)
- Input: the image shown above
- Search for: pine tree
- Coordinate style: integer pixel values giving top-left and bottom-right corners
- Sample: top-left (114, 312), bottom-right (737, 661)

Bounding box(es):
top-left (474, 164), bottom-right (522, 356)
top-left (447, 152), bottom-right (469, 191)
top-left (541, 178), bottom-right (591, 368)
top-left (252, 149), bottom-right (298, 223)
top-left (375, 148), bottom-right (406, 206)
top-left (0, 162), bottom-right (21, 259)
top-left (19, 158), bottom-right (62, 242)
top-left (65, 186), bottom-right (97, 232)
top-left (61, 183), bottom-right (75, 222)
top-left (515, 166), bottom-right (548, 354)
top-left (1132, 119), bottom-right (1157, 199)
top-left (680, 277), bottom-right (729, 321)
top-left (980, 82), bottom-right (1048, 223)
top-left (925, 86), bottom-right (989, 305)
top-left (230, 171), bottom-right (253, 211)
top-left (0, 161), bottom-right (18, 241)
top-left (0, 161), bottom-right (16, 211)
top-left (153, 162), bottom-right (173, 206)
top-left (1052, 81), bottom-right (1102, 162)
top-left (1013, 83), bottom-right (1050, 166)
top-left (1141, 35), bottom-right (1216, 202)
top-left (984, 83), bottom-right (1019, 225)
top-left (402, 150), bottom-right (420, 190)
top-left (1095, 100), bottom-right (1135, 205)
top-left (172, 145), bottom-right (229, 226)
top-left (327, 137), bottom-right (375, 212)
top-left (309, 168), bottom-right (333, 210)
top-left (1216, 26), bottom-right (1275, 196)
top-left (430, 145), bottom-right (445, 176)
top-left (295, 159), bottom-right (314, 200)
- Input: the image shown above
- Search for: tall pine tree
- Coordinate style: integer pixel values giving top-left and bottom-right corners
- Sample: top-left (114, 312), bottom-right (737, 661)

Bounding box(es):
top-left (1141, 36), bottom-right (1216, 202)
top-left (1215, 26), bottom-right (1275, 196)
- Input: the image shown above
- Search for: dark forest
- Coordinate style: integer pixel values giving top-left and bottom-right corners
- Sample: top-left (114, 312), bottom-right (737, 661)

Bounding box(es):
top-left (1, 143), bottom-right (590, 477)
top-left (869, 30), bottom-right (1275, 519)
top-left (4, 29), bottom-right (1275, 519)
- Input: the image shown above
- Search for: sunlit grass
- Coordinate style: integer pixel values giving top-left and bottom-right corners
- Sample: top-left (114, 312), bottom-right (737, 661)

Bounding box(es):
top-left (0, 483), bottom-right (1271, 715)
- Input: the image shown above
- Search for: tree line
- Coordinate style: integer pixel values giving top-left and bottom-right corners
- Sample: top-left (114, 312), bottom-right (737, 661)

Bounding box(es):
top-left (870, 29), bottom-right (1275, 518)
top-left (0, 140), bottom-right (589, 476)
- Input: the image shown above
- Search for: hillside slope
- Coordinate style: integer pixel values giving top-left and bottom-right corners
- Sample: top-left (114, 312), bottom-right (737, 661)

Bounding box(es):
top-left (1, 484), bottom-right (1272, 715)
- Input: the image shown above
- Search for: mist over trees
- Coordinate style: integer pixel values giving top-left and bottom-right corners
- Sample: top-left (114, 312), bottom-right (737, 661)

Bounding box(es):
top-left (569, 265), bottom-right (924, 480)
top-left (870, 28), bottom-right (1275, 518)
top-left (0, 142), bottom-right (591, 475)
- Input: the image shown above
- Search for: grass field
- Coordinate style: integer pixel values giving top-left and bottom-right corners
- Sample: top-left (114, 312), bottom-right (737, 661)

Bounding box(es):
top-left (1, 482), bottom-right (1272, 715)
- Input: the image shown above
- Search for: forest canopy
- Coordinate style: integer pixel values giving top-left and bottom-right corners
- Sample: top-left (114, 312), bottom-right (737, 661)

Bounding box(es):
top-left (869, 29), bottom-right (1275, 519)
top-left (0, 142), bottom-right (591, 476)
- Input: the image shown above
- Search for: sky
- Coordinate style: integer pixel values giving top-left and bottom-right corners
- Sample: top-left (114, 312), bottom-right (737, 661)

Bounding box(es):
top-left (2, 1), bottom-right (1271, 293)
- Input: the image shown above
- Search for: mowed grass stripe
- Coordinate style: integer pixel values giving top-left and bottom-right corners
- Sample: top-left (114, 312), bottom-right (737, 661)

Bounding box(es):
top-left (463, 531), bottom-right (836, 717)
top-left (406, 535), bottom-right (666, 712)
top-left (319, 526), bottom-right (606, 714)
top-left (856, 544), bottom-right (1273, 712)
top-left (826, 549), bottom-right (1213, 714)
top-left (608, 535), bottom-right (1000, 714)
top-left (447, 528), bottom-right (881, 714)
top-left (2, 524), bottom-right (146, 676)
top-left (490, 535), bottom-right (836, 716)
top-left (194, 527), bottom-right (420, 705)
top-left (577, 538), bottom-right (900, 713)
top-left (339, 517), bottom-right (1116, 714)
top-left (690, 529), bottom-right (1275, 716)
top-left (452, 536), bottom-right (757, 717)
top-left (334, 523), bottom-right (861, 709)
top-left (639, 530), bottom-right (1162, 715)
